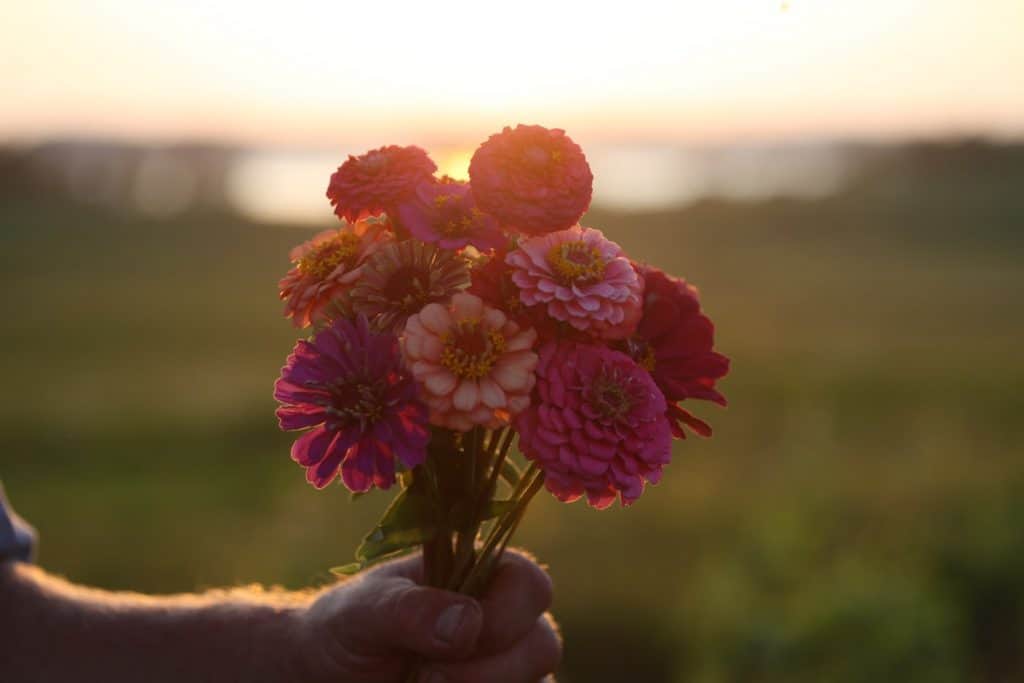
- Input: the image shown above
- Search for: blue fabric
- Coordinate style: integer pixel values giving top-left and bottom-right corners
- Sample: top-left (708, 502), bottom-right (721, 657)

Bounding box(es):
top-left (0, 482), bottom-right (36, 563)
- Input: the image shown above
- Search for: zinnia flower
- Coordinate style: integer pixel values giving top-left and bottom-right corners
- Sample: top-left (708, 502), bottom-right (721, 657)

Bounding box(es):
top-left (620, 264), bottom-right (730, 437)
top-left (469, 125), bottom-right (593, 235)
top-left (397, 177), bottom-right (505, 251)
top-left (278, 219), bottom-right (392, 328)
top-left (274, 316), bottom-right (429, 492)
top-left (349, 240), bottom-right (470, 334)
top-left (515, 341), bottom-right (672, 509)
top-left (468, 249), bottom-right (560, 341)
top-left (402, 292), bottom-right (538, 431)
top-left (327, 145), bottom-right (437, 222)
top-left (506, 225), bottom-right (642, 340)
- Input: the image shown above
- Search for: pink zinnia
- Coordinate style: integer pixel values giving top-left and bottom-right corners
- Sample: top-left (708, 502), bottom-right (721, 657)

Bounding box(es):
top-left (274, 316), bottom-right (430, 492)
top-left (397, 177), bottom-right (505, 251)
top-left (327, 145), bottom-right (437, 222)
top-left (506, 225), bottom-right (642, 340)
top-left (621, 264), bottom-right (730, 438)
top-left (278, 219), bottom-right (391, 328)
top-left (468, 248), bottom-right (561, 342)
top-left (515, 341), bottom-right (672, 509)
top-left (469, 125), bottom-right (593, 235)
top-left (402, 293), bottom-right (538, 432)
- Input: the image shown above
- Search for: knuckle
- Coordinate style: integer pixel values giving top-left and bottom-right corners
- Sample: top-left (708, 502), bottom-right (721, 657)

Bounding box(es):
top-left (382, 582), bottom-right (427, 634)
top-left (534, 619), bottom-right (563, 673)
top-left (527, 565), bottom-right (554, 610)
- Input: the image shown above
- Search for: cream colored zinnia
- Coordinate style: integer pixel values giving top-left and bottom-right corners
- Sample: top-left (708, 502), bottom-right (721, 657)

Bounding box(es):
top-left (401, 293), bottom-right (538, 431)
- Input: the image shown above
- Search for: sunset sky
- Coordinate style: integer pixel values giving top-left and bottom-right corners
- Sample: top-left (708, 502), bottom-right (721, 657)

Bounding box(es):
top-left (3, 0), bottom-right (1023, 147)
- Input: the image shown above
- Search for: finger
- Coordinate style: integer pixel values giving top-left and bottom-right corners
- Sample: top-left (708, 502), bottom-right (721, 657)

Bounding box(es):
top-left (421, 615), bottom-right (562, 683)
top-left (477, 550), bottom-right (553, 653)
top-left (331, 575), bottom-right (483, 660)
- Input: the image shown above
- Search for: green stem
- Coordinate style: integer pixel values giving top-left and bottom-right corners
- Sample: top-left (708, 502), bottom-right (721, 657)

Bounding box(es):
top-left (480, 429), bottom-right (516, 504)
top-left (449, 427), bottom-right (490, 589)
top-left (460, 464), bottom-right (544, 595)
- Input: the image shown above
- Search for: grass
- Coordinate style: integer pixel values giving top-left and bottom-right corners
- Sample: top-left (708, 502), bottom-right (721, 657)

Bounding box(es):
top-left (2, 155), bottom-right (1023, 681)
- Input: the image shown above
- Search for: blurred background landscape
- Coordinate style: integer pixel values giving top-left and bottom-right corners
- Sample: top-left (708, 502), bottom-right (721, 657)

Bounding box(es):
top-left (3, 1), bottom-right (1023, 681)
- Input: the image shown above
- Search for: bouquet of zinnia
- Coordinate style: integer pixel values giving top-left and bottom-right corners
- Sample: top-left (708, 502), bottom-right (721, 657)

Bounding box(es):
top-left (273, 125), bottom-right (729, 674)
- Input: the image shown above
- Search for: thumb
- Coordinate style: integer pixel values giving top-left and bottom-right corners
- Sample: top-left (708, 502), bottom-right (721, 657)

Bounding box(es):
top-left (328, 575), bottom-right (484, 660)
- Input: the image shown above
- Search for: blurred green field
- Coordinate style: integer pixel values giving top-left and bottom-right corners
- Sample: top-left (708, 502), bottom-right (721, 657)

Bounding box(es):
top-left (2, 149), bottom-right (1023, 682)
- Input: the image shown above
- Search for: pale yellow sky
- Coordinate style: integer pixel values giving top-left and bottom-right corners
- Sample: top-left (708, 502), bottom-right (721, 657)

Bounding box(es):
top-left (3, 0), bottom-right (1023, 146)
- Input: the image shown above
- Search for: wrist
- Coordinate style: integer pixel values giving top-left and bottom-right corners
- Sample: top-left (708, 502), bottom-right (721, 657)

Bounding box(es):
top-left (246, 602), bottom-right (309, 683)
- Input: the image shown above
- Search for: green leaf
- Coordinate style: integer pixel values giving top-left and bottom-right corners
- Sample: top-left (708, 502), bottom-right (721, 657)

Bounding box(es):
top-left (329, 545), bottom-right (420, 577)
top-left (350, 490), bottom-right (370, 502)
top-left (355, 486), bottom-right (436, 563)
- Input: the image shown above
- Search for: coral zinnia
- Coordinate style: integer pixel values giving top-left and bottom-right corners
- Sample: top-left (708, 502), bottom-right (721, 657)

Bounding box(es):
top-left (327, 145), bottom-right (437, 222)
top-left (274, 316), bottom-right (429, 492)
top-left (506, 225), bottom-right (642, 340)
top-left (397, 177), bottom-right (505, 251)
top-left (402, 293), bottom-right (538, 432)
top-left (349, 240), bottom-right (470, 334)
top-left (515, 341), bottom-right (672, 509)
top-left (469, 124), bottom-right (593, 235)
top-left (621, 264), bottom-right (730, 438)
top-left (278, 219), bottom-right (392, 328)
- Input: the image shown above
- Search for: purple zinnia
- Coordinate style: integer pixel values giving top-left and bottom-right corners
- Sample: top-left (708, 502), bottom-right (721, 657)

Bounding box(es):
top-left (514, 340), bottom-right (672, 509)
top-left (274, 316), bottom-right (429, 492)
top-left (397, 177), bottom-right (506, 251)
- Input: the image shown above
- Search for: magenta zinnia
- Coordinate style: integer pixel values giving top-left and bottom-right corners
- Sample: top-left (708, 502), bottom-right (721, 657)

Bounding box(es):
top-left (515, 341), bottom-right (672, 509)
top-left (469, 124), bottom-right (593, 235)
top-left (622, 264), bottom-right (730, 437)
top-left (327, 145), bottom-right (437, 222)
top-left (402, 293), bottom-right (538, 431)
top-left (507, 225), bottom-right (642, 340)
top-left (397, 178), bottom-right (505, 251)
top-left (349, 240), bottom-right (470, 334)
top-left (274, 316), bottom-right (429, 492)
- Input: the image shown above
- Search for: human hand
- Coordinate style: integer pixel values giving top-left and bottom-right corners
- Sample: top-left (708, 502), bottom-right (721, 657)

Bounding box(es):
top-left (287, 550), bottom-right (561, 682)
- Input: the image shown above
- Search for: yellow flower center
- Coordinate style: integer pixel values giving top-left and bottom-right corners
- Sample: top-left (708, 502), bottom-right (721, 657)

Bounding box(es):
top-left (297, 232), bottom-right (362, 280)
top-left (433, 194), bottom-right (483, 238)
top-left (547, 241), bottom-right (606, 284)
top-left (441, 318), bottom-right (506, 379)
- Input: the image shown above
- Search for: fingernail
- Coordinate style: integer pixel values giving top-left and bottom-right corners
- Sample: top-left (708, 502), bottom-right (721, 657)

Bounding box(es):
top-left (434, 603), bottom-right (467, 644)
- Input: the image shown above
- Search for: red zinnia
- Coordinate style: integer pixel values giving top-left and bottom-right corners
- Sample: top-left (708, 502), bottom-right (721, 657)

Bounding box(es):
top-left (327, 145), bottom-right (437, 222)
top-left (469, 125), bottom-right (593, 235)
top-left (621, 264), bottom-right (730, 438)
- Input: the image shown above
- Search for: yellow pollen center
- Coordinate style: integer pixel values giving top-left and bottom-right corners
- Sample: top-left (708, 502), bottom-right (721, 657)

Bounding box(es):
top-left (297, 232), bottom-right (361, 280)
top-left (440, 318), bottom-right (507, 379)
top-left (433, 195), bottom-right (483, 237)
top-left (547, 241), bottom-right (606, 284)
